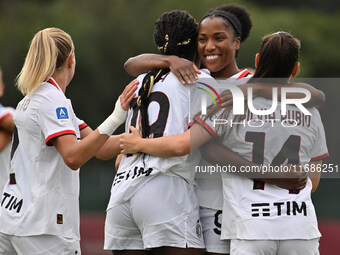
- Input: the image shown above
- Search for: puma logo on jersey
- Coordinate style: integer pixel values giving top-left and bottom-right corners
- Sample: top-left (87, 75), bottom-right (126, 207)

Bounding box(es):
top-left (251, 201), bottom-right (307, 217)
top-left (1, 192), bottom-right (23, 213)
top-left (56, 107), bottom-right (69, 124)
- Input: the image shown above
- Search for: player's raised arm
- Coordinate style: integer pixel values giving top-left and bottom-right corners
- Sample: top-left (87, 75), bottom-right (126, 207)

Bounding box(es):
top-left (220, 82), bottom-right (325, 108)
top-left (124, 53), bottom-right (200, 84)
top-left (54, 80), bottom-right (138, 169)
top-left (199, 139), bottom-right (308, 191)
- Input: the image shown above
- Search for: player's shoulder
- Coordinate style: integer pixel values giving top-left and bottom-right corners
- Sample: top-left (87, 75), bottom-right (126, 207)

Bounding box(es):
top-left (307, 106), bottom-right (322, 121)
top-left (36, 81), bottom-right (66, 100)
top-left (197, 68), bottom-right (213, 79)
top-left (28, 81), bottom-right (68, 113)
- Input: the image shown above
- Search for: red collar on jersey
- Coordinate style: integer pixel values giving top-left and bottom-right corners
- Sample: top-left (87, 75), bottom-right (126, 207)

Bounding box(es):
top-left (237, 69), bottom-right (252, 80)
top-left (45, 77), bottom-right (60, 91)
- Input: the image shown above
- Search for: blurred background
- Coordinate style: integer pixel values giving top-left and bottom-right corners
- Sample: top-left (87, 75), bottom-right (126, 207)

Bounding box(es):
top-left (0, 0), bottom-right (339, 254)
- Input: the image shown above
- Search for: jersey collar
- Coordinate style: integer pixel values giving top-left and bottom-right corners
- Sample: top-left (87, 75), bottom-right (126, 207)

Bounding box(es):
top-left (45, 77), bottom-right (61, 91)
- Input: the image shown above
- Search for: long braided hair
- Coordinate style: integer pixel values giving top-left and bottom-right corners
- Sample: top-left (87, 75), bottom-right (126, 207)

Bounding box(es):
top-left (137, 10), bottom-right (198, 138)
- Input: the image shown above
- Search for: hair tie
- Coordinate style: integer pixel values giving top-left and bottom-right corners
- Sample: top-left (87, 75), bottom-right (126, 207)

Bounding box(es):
top-left (177, 38), bottom-right (191, 46)
top-left (157, 34), bottom-right (169, 54)
top-left (137, 96), bottom-right (142, 107)
top-left (147, 75), bottom-right (154, 97)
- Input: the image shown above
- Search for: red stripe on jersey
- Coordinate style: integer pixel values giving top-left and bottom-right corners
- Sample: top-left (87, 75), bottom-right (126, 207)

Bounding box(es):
top-left (45, 130), bottom-right (76, 146)
top-left (188, 122), bottom-right (194, 128)
top-left (193, 116), bottom-right (217, 137)
top-left (311, 152), bottom-right (329, 161)
top-left (46, 78), bottom-right (60, 91)
top-left (0, 112), bottom-right (12, 122)
top-left (236, 69), bottom-right (252, 80)
top-left (79, 122), bottom-right (88, 131)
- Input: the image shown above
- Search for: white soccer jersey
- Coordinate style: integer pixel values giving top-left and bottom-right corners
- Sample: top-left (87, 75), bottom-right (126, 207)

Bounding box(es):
top-left (0, 78), bottom-right (87, 240)
top-left (195, 69), bottom-right (252, 210)
top-left (0, 104), bottom-right (14, 193)
top-left (107, 70), bottom-right (215, 209)
top-left (195, 95), bottom-right (328, 240)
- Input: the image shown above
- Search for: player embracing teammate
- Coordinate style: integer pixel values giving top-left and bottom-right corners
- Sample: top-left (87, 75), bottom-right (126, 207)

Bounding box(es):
top-left (119, 5), bottom-right (327, 255)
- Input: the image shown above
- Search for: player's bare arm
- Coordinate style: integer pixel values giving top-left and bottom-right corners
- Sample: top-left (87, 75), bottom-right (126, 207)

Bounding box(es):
top-left (53, 80), bottom-right (138, 170)
top-left (200, 140), bottom-right (308, 191)
top-left (124, 53), bottom-right (200, 84)
top-left (0, 114), bottom-right (14, 134)
top-left (0, 130), bottom-right (11, 152)
top-left (220, 82), bottom-right (325, 107)
top-left (120, 123), bottom-right (213, 157)
top-left (79, 126), bottom-right (121, 160)
top-left (120, 126), bottom-right (191, 156)
top-left (308, 160), bottom-right (322, 192)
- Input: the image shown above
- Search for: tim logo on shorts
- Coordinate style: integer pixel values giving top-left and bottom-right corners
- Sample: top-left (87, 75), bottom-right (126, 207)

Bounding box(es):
top-left (56, 107), bottom-right (69, 124)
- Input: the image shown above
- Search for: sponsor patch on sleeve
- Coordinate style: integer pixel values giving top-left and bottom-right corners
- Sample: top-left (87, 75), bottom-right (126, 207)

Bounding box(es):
top-left (56, 107), bottom-right (69, 124)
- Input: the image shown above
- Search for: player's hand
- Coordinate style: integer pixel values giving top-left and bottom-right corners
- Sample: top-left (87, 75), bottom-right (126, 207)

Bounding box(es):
top-left (120, 79), bottom-right (139, 111)
top-left (120, 126), bottom-right (142, 154)
top-left (261, 165), bottom-right (308, 191)
top-left (168, 56), bottom-right (200, 85)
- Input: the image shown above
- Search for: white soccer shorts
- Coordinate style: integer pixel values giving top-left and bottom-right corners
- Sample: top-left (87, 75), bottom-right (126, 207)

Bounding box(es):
top-left (0, 232), bottom-right (80, 255)
top-left (104, 175), bottom-right (205, 250)
top-left (200, 207), bottom-right (230, 254)
top-left (230, 238), bottom-right (320, 255)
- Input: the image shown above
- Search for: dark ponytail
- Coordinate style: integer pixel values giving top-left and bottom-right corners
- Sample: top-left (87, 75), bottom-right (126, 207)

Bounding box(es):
top-left (253, 31), bottom-right (301, 79)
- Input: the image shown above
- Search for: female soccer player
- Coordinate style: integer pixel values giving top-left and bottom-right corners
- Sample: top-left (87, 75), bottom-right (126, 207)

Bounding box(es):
top-left (122, 5), bottom-right (324, 255)
top-left (0, 27), bottom-right (137, 255)
top-left (0, 67), bottom-right (14, 193)
top-left (105, 10), bottom-right (215, 255)
top-left (194, 31), bottom-right (327, 255)
top-left (123, 31), bottom-right (327, 255)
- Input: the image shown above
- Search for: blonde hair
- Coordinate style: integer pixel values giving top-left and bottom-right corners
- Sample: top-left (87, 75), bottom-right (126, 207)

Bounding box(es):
top-left (16, 27), bottom-right (74, 95)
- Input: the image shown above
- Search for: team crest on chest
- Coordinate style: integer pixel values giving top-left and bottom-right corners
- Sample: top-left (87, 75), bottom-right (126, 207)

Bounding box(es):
top-left (56, 107), bottom-right (69, 124)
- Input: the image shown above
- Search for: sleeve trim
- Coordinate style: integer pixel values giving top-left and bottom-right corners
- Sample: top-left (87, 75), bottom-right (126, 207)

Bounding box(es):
top-left (311, 152), bottom-right (329, 161)
top-left (79, 122), bottom-right (88, 131)
top-left (193, 116), bottom-right (217, 137)
top-left (0, 112), bottom-right (12, 122)
top-left (45, 130), bottom-right (76, 146)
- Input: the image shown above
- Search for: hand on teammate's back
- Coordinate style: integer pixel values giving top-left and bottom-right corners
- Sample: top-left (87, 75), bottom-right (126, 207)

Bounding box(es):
top-left (168, 56), bottom-right (200, 85)
top-left (119, 79), bottom-right (139, 110)
top-left (261, 164), bottom-right (308, 191)
top-left (120, 126), bottom-right (142, 154)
